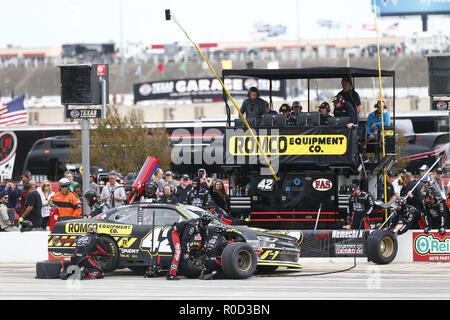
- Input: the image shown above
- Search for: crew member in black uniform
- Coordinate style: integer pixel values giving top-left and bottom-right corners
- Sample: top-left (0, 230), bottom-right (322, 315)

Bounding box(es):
top-left (422, 186), bottom-right (447, 235)
top-left (319, 102), bottom-right (334, 125)
top-left (399, 173), bottom-right (423, 214)
top-left (332, 94), bottom-right (357, 128)
top-left (187, 178), bottom-right (210, 208)
top-left (336, 77), bottom-right (361, 121)
top-left (60, 225), bottom-right (105, 280)
top-left (166, 212), bottom-right (214, 280)
top-left (388, 197), bottom-right (421, 235)
top-left (84, 189), bottom-right (105, 218)
top-left (348, 184), bottom-right (375, 229)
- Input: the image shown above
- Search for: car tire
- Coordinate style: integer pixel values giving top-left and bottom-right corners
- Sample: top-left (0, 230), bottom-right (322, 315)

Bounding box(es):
top-left (36, 260), bottom-right (65, 279)
top-left (221, 242), bottom-right (257, 279)
top-left (367, 230), bottom-right (398, 264)
top-left (94, 236), bottom-right (120, 272)
top-left (179, 254), bottom-right (203, 278)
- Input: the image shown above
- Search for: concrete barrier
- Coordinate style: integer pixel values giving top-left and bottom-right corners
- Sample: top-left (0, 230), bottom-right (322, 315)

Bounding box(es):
top-left (0, 229), bottom-right (423, 264)
top-left (0, 231), bottom-right (49, 263)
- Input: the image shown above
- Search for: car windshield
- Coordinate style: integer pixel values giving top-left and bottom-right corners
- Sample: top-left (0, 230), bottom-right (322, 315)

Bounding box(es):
top-left (178, 204), bottom-right (226, 225)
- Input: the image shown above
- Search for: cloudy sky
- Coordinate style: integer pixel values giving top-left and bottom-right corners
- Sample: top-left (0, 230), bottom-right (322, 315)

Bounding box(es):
top-left (0, 0), bottom-right (448, 48)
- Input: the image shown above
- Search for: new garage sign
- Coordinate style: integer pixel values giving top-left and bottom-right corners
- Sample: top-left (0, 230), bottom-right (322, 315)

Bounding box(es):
top-left (413, 232), bottom-right (450, 261)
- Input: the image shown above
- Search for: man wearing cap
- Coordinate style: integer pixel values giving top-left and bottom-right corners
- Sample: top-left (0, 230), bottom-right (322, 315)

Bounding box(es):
top-left (164, 171), bottom-right (179, 190)
top-left (348, 184), bottom-right (375, 229)
top-left (0, 191), bottom-right (16, 231)
top-left (400, 172), bottom-right (423, 213)
top-left (176, 175), bottom-right (193, 204)
top-left (240, 87), bottom-right (267, 126)
top-left (364, 100), bottom-right (391, 163)
top-left (377, 171), bottom-right (396, 209)
top-left (337, 77), bottom-right (361, 120)
top-left (419, 164), bottom-right (430, 177)
top-left (287, 101), bottom-right (302, 126)
top-left (279, 103), bottom-right (291, 121)
top-left (432, 168), bottom-right (448, 200)
top-left (319, 102), bottom-right (334, 126)
top-left (332, 95), bottom-right (356, 128)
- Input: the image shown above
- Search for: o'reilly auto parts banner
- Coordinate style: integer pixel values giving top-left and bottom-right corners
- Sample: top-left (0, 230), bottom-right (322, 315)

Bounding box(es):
top-left (413, 232), bottom-right (450, 262)
top-left (133, 77), bottom-right (286, 103)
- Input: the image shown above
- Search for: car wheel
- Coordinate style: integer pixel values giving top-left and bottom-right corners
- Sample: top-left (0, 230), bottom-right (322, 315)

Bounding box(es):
top-left (179, 252), bottom-right (203, 278)
top-left (94, 236), bottom-right (120, 272)
top-left (367, 230), bottom-right (398, 264)
top-left (221, 242), bottom-right (257, 279)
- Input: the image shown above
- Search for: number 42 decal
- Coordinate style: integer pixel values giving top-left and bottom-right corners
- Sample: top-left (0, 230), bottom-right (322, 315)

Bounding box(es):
top-left (257, 179), bottom-right (274, 191)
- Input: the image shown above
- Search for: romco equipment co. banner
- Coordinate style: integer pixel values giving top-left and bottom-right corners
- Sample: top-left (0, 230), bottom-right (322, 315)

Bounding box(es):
top-left (133, 77), bottom-right (286, 103)
top-left (225, 126), bottom-right (358, 168)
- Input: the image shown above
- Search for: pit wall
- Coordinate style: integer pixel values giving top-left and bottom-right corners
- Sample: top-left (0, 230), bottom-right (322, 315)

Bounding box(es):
top-left (0, 230), bottom-right (434, 263)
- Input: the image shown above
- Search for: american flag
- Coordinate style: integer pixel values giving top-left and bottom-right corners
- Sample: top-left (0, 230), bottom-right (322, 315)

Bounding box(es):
top-left (0, 95), bottom-right (28, 126)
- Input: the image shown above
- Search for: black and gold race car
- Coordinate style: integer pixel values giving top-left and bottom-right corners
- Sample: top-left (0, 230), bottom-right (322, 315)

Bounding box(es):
top-left (48, 203), bottom-right (301, 278)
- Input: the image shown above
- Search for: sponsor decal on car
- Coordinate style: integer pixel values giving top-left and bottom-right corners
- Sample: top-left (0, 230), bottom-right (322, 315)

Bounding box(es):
top-left (65, 223), bottom-right (133, 235)
top-left (413, 232), bottom-right (450, 261)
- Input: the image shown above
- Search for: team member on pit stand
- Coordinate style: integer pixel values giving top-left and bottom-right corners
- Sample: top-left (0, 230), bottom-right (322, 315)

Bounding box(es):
top-left (240, 87), bottom-right (266, 126)
top-left (348, 184), bottom-right (375, 229)
top-left (422, 177), bottom-right (447, 235)
top-left (388, 197), bottom-right (421, 235)
top-left (318, 102), bottom-right (335, 125)
top-left (166, 212), bottom-right (214, 280)
top-left (60, 225), bottom-right (105, 280)
top-left (332, 95), bottom-right (357, 128)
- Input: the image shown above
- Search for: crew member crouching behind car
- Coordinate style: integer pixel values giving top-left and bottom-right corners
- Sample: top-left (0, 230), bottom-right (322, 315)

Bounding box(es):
top-left (348, 184), bottom-right (375, 229)
top-left (60, 225), bottom-right (105, 280)
top-left (204, 200), bottom-right (237, 225)
top-left (50, 178), bottom-right (82, 220)
top-left (84, 189), bottom-right (105, 218)
top-left (166, 212), bottom-right (214, 280)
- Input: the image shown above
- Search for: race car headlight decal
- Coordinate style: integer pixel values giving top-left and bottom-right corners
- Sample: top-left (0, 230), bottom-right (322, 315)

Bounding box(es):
top-left (257, 235), bottom-right (278, 247)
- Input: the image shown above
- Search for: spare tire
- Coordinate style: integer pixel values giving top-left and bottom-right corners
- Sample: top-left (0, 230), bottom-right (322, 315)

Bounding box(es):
top-left (36, 260), bottom-right (65, 279)
top-left (221, 242), bottom-right (257, 279)
top-left (367, 230), bottom-right (398, 264)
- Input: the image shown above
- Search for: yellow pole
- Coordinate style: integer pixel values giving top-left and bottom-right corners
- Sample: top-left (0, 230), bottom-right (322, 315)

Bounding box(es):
top-left (373, 0), bottom-right (388, 220)
top-left (168, 11), bottom-right (279, 181)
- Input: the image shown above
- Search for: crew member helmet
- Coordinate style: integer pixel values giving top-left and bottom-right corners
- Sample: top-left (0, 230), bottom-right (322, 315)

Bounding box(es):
top-left (84, 189), bottom-right (98, 206)
top-left (59, 178), bottom-right (70, 187)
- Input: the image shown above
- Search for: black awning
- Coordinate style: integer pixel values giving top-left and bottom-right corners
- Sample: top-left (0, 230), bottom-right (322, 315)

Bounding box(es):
top-left (222, 66), bottom-right (395, 80)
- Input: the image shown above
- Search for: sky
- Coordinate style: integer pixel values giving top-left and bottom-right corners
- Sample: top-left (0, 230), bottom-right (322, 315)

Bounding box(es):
top-left (0, 0), bottom-right (449, 48)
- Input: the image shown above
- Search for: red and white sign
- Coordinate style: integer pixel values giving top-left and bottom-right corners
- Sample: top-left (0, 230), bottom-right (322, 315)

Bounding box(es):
top-left (97, 64), bottom-right (107, 76)
top-left (312, 178), bottom-right (332, 191)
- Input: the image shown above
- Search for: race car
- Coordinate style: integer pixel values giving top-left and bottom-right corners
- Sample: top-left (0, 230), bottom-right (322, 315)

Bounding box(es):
top-left (47, 203), bottom-right (301, 278)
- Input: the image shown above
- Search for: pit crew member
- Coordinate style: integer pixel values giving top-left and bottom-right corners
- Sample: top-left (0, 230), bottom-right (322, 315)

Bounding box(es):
top-left (60, 225), bottom-right (105, 280)
top-left (84, 189), bottom-right (105, 218)
top-left (388, 197), bottom-right (421, 235)
top-left (348, 184), bottom-right (375, 229)
top-left (204, 200), bottom-right (237, 225)
top-left (166, 212), bottom-right (214, 280)
top-left (50, 178), bottom-right (82, 220)
top-left (332, 94), bottom-right (357, 128)
top-left (422, 187), bottom-right (447, 235)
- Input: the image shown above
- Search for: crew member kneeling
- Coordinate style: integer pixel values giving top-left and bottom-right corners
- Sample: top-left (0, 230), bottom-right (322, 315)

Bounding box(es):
top-left (60, 225), bottom-right (105, 280)
top-left (388, 197), bottom-right (420, 235)
top-left (166, 212), bottom-right (214, 280)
